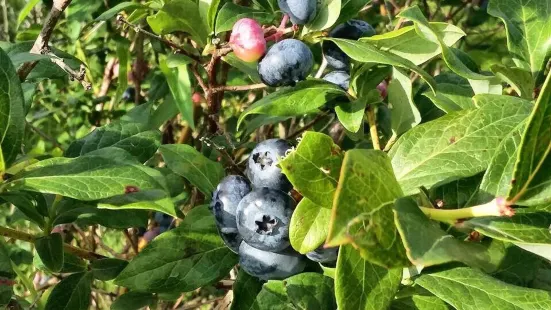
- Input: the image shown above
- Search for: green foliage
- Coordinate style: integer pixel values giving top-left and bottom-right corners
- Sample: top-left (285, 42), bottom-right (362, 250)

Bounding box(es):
top-left (2, 0), bottom-right (551, 308)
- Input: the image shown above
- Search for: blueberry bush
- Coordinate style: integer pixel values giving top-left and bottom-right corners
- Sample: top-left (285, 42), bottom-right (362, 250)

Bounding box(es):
top-left (1, 0), bottom-right (551, 309)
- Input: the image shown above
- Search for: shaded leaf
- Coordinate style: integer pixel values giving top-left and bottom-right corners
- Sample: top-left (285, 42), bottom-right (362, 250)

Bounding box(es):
top-left (35, 233), bottom-right (64, 273)
top-left (491, 64), bottom-right (534, 99)
top-left (91, 258), bottom-right (128, 281)
top-left (284, 273), bottom-right (336, 310)
top-left (111, 292), bottom-right (157, 310)
top-left (388, 68), bottom-right (421, 137)
top-left (45, 272), bottom-right (92, 310)
top-left (231, 269), bottom-right (263, 310)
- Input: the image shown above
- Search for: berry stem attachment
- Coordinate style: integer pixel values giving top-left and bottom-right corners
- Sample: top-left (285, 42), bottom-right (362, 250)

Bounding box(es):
top-left (419, 198), bottom-right (515, 222)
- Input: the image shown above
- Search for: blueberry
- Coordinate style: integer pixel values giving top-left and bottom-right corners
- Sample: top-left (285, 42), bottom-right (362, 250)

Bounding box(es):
top-left (258, 39), bottom-right (314, 87)
top-left (246, 139), bottom-right (293, 192)
top-left (306, 246), bottom-right (339, 264)
top-left (239, 241), bottom-right (306, 280)
top-left (323, 71), bottom-right (350, 90)
top-left (211, 175), bottom-right (252, 253)
top-left (278, 0), bottom-right (317, 25)
top-left (236, 188), bottom-right (295, 252)
top-left (122, 87), bottom-right (135, 102)
top-left (154, 212), bottom-right (173, 231)
top-left (323, 20), bottom-right (376, 70)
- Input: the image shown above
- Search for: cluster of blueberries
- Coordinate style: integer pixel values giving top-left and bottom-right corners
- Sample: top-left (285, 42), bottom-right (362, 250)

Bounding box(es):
top-left (210, 139), bottom-right (338, 280)
top-left (229, 0), bottom-right (376, 90)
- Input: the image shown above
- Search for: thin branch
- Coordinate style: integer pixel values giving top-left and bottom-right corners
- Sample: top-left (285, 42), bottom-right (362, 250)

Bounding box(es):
top-left (287, 112), bottom-right (329, 139)
top-left (17, 0), bottom-right (73, 81)
top-left (117, 15), bottom-right (202, 63)
top-left (0, 226), bottom-right (106, 261)
top-left (123, 229), bottom-right (139, 255)
top-left (366, 107), bottom-right (381, 150)
top-left (212, 83), bottom-right (267, 93)
top-left (26, 121), bottom-right (64, 151)
top-left (47, 53), bottom-right (92, 90)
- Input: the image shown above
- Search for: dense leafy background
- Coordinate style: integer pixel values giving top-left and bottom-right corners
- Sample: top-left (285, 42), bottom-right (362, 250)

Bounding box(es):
top-left (0, 0), bottom-right (551, 309)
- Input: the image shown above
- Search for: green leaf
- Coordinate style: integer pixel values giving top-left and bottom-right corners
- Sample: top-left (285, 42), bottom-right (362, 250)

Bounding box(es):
top-left (398, 6), bottom-right (491, 81)
top-left (303, 0), bottom-right (341, 33)
top-left (222, 53), bottom-right (262, 83)
top-left (98, 189), bottom-right (177, 217)
top-left (253, 281), bottom-right (296, 310)
top-left (16, 0), bottom-right (41, 28)
top-left (53, 203), bottom-right (148, 229)
top-left (91, 258), bottom-right (128, 281)
top-left (0, 241), bottom-right (15, 306)
top-left (335, 95), bottom-right (368, 133)
top-left (115, 205), bottom-right (238, 293)
top-left (394, 197), bottom-right (499, 271)
top-left (326, 38), bottom-right (437, 92)
top-left (289, 198), bottom-right (332, 254)
top-left (464, 209), bottom-right (551, 244)
top-left (95, 2), bottom-right (146, 21)
top-left (113, 41), bottom-right (130, 105)
top-left (488, 0), bottom-right (551, 78)
top-left (362, 22), bottom-right (465, 65)
top-left (335, 245), bottom-right (402, 310)
top-left (0, 148), bottom-right (4, 174)
top-left (389, 94), bottom-right (532, 195)
top-left (336, 0), bottom-right (371, 25)
top-left (45, 272), bottom-right (93, 310)
top-left (160, 59), bottom-right (195, 129)
top-left (35, 233), bottom-right (64, 273)
top-left (508, 73), bottom-right (551, 205)
top-left (0, 47), bottom-right (25, 167)
top-left (416, 267), bottom-right (551, 310)
top-left (214, 3), bottom-right (273, 34)
top-left (491, 64), bottom-right (534, 99)
top-left (34, 251), bottom-right (87, 274)
top-left (284, 273), bottom-right (336, 310)
top-left (0, 192), bottom-right (46, 227)
top-left (147, 0), bottom-right (209, 46)
top-left (388, 68), bottom-right (421, 137)
top-left (159, 144), bottom-right (225, 196)
top-left (429, 174), bottom-right (484, 209)
top-left (422, 83), bottom-right (475, 113)
top-left (231, 269), bottom-right (263, 310)
top-left (11, 149), bottom-right (168, 202)
top-left (111, 292), bottom-right (157, 310)
top-left (280, 132), bottom-right (343, 208)
top-left (479, 118), bottom-right (527, 197)
top-left (65, 121), bottom-right (161, 163)
top-left (392, 287), bottom-right (451, 310)
top-left (327, 150), bottom-right (408, 268)
top-left (237, 80), bottom-right (346, 129)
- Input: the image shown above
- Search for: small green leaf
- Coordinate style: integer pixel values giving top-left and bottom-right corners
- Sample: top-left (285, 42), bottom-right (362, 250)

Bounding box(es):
top-left (113, 41), bottom-right (130, 105)
top-left (416, 267), bottom-right (551, 310)
top-left (238, 80), bottom-right (346, 129)
top-left (53, 203), bottom-right (148, 229)
top-left (488, 0), bottom-right (551, 78)
top-left (45, 272), bottom-right (93, 310)
top-left (0, 192), bottom-right (46, 227)
top-left (65, 121), bottom-right (161, 163)
top-left (336, 245), bottom-right (402, 310)
top-left (289, 198), bottom-right (332, 254)
top-left (91, 258), bottom-right (128, 281)
top-left (111, 292), bottom-right (157, 310)
top-left (491, 64), bottom-right (534, 99)
top-left (388, 68), bottom-right (421, 137)
top-left (115, 206), bottom-right (238, 293)
top-left (35, 233), bottom-right (64, 273)
top-left (280, 132), bottom-right (343, 208)
top-left (508, 73), bottom-right (551, 205)
top-left (326, 38), bottom-right (437, 92)
top-left (422, 83), bottom-right (475, 113)
top-left (147, 0), bottom-right (209, 46)
top-left (284, 273), bottom-right (336, 310)
top-left (215, 3), bottom-right (273, 34)
top-left (16, 0), bottom-right (41, 28)
top-left (95, 2), bottom-right (146, 21)
top-left (303, 0), bottom-right (341, 33)
top-left (0, 47), bottom-right (25, 167)
top-left (336, 0), bottom-right (372, 25)
top-left (160, 59), bottom-right (195, 129)
top-left (327, 150), bottom-right (408, 267)
top-left (362, 22), bottom-right (465, 65)
top-left (98, 189), bottom-right (177, 217)
top-left (335, 95), bottom-right (368, 133)
top-left (231, 269), bottom-right (263, 310)
top-left (0, 241), bottom-right (15, 306)
top-left (160, 144), bottom-right (225, 196)
top-left (390, 94), bottom-right (532, 195)
top-left (252, 281), bottom-right (296, 310)
top-left (34, 251), bottom-right (87, 274)
top-left (222, 52), bottom-right (262, 83)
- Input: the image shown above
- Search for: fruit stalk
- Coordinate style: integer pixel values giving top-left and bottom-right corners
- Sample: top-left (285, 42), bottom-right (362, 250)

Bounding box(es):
top-left (419, 198), bottom-right (515, 222)
top-left (366, 107), bottom-right (381, 150)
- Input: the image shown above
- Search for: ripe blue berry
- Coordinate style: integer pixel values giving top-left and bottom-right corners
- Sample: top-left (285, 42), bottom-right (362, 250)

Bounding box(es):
top-left (278, 0), bottom-right (317, 25)
top-left (239, 241), bottom-right (306, 280)
top-left (236, 188), bottom-right (295, 252)
top-left (323, 71), bottom-right (350, 90)
top-left (306, 246), bottom-right (339, 264)
top-left (258, 39), bottom-right (314, 87)
top-left (211, 175), bottom-right (252, 253)
top-left (324, 20), bottom-right (376, 70)
top-left (246, 139), bottom-right (292, 192)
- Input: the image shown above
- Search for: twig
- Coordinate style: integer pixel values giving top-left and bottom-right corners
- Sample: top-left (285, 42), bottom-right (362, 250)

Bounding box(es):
top-left (17, 0), bottom-right (74, 81)
top-left (26, 121), bottom-right (64, 151)
top-left (0, 225), bottom-right (106, 261)
top-left (315, 57), bottom-right (328, 79)
top-left (123, 229), bottom-right (139, 255)
top-left (212, 83), bottom-right (267, 93)
top-left (287, 112), bottom-right (329, 139)
top-left (47, 53), bottom-right (92, 90)
top-left (424, 198), bottom-right (515, 223)
top-left (116, 15), bottom-right (201, 63)
top-left (190, 63), bottom-right (208, 94)
top-left (365, 107), bottom-right (381, 150)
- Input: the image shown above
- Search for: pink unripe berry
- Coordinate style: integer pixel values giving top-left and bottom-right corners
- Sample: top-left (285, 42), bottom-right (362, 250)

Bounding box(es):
top-left (377, 80), bottom-right (388, 99)
top-left (192, 92), bottom-right (204, 104)
top-left (229, 18), bottom-right (266, 63)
